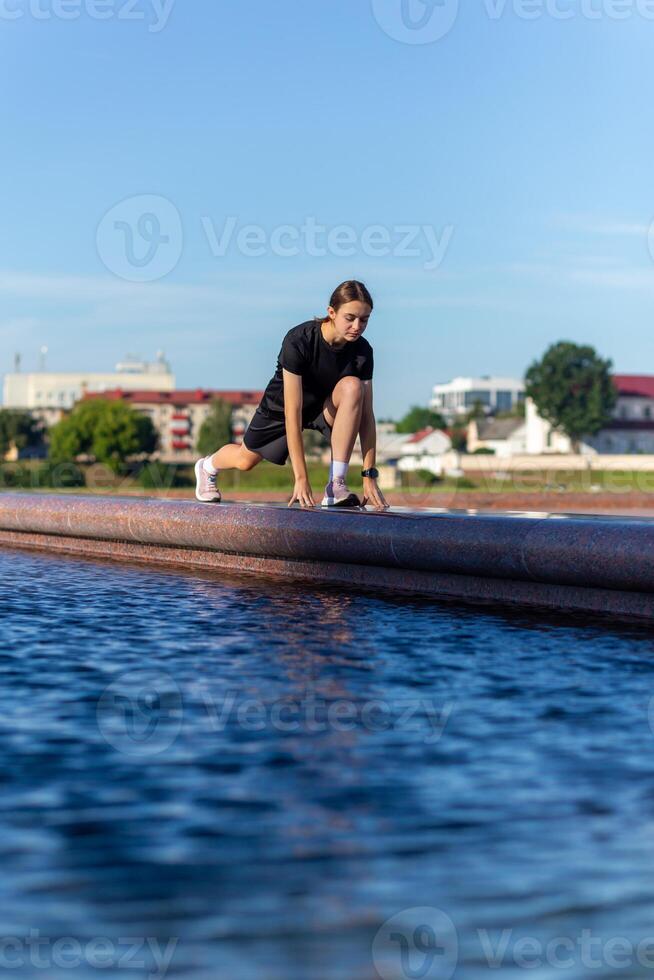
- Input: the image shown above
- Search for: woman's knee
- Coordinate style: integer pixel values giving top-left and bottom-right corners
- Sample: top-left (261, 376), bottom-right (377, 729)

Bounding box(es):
top-left (334, 375), bottom-right (364, 401)
top-left (237, 445), bottom-right (261, 471)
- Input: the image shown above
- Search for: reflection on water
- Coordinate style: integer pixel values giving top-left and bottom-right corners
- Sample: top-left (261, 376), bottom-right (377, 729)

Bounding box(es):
top-left (0, 549), bottom-right (653, 979)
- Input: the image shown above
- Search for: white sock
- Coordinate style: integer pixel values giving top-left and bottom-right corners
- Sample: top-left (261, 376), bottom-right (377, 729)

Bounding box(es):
top-left (203, 456), bottom-right (218, 476)
top-left (332, 460), bottom-right (348, 481)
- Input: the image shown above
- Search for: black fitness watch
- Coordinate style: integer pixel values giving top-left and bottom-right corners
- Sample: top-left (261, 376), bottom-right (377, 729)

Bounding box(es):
top-left (361, 467), bottom-right (379, 479)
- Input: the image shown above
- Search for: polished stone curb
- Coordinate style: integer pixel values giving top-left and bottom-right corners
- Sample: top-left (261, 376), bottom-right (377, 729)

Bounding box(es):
top-left (0, 493), bottom-right (653, 621)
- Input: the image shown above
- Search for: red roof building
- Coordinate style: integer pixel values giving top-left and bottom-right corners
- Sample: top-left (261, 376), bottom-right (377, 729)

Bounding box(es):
top-left (83, 388), bottom-right (264, 406)
top-left (405, 426), bottom-right (436, 445)
top-left (613, 375), bottom-right (654, 400)
top-left (81, 388), bottom-right (264, 462)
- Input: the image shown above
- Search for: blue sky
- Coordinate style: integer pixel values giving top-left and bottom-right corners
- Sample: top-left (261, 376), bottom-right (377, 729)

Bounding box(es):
top-left (1, 0), bottom-right (652, 417)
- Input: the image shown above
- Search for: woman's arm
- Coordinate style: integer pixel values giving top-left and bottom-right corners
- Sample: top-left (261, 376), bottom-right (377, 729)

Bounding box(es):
top-left (359, 380), bottom-right (377, 470)
top-left (359, 381), bottom-right (389, 509)
top-left (283, 369), bottom-right (315, 507)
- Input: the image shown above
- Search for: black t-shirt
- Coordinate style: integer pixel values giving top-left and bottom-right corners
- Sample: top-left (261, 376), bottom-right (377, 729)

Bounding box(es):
top-left (257, 319), bottom-right (374, 424)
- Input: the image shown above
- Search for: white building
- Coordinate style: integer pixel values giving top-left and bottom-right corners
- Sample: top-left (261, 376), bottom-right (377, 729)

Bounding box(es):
top-left (525, 375), bottom-right (654, 455)
top-left (467, 417), bottom-right (527, 457)
top-left (431, 376), bottom-right (525, 421)
top-left (2, 352), bottom-right (175, 425)
top-left (397, 427), bottom-right (452, 477)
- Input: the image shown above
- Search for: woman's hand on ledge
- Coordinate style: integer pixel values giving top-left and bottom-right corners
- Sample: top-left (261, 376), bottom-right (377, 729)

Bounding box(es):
top-left (361, 478), bottom-right (389, 510)
top-left (289, 476), bottom-right (316, 508)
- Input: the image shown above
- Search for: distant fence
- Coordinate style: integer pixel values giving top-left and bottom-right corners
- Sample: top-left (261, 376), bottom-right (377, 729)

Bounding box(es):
top-left (451, 453), bottom-right (654, 473)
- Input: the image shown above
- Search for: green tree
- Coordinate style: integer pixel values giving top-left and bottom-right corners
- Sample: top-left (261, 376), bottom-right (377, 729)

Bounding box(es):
top-left (197, 399), bottom-right (233, 456)
top-left (49, 399), bottom-right (157, 473)
top-left (465, 398), bottom-right (486, 422)
top-left (525, 341), bottom-right (617, 453)
top-left (133, 411), bottom-right (158, 456)
top-left (396, 405), bottom-right (446, 433)
top-left (0, 410), bottom-right (43, 458)
top-left (449, 423), bottom-right (468, 452)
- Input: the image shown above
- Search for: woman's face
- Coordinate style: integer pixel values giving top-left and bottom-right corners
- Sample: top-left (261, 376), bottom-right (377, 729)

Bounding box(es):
top-left (328, 301), bottom-right (372, 343)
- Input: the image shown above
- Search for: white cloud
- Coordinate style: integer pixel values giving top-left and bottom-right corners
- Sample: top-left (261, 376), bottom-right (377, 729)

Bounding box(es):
top-left (506, 259), bottom-right (654, 291)
top-left (568, 267), bottom-right (654, 290)
top-left (551, 212), bottom-right (650, 237)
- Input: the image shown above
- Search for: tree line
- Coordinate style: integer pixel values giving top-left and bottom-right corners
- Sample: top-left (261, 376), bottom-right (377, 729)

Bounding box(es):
top-left (0, 398), bottom-right (234, 472)
top-left (395, 340), bottom-right (618, 450)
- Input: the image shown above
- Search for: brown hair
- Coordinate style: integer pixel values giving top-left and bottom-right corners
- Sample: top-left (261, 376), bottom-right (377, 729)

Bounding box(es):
top-left (314, 280), bottom-right (374, 324)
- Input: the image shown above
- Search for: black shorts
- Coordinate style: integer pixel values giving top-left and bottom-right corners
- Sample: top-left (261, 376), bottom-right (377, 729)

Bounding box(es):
top-left (242, 408), bottom-right (333, 466)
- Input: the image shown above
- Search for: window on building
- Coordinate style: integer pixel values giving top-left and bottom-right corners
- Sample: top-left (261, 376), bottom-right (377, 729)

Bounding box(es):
top-left (644, 406), bottom-right (652, 419)
top-left (464, 390), bottom-right (491, 407)
top-left (496, 391), bottom-right (513, 411)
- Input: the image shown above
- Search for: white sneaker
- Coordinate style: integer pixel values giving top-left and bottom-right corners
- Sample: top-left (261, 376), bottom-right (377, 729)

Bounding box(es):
top-left (194, 457), bottom-right (222, 503)
top-left (321, 476), bottom-right (360, 507)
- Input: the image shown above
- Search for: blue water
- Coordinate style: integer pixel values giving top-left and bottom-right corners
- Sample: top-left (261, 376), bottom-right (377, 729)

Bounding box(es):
top-left (1, 549), bottom-right (654, 980)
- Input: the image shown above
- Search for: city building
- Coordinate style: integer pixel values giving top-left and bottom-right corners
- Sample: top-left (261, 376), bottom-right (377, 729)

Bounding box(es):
top-left (431, 376), bottom-right (525, 422)
top-left (2, 352), bottom-right (175, 429)
top-left (82, 388), bottom-right (264, 462)
top-left (526, 375), bottom-right (654, 455)
top-left (397, 427), bottom-right (452, 477)
top-left (467, 417), bottom-right (527, 457)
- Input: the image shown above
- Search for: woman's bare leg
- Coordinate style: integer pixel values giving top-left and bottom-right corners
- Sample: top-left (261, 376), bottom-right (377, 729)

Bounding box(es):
top-left (209, 443), bottom-right (263, 471)
top-left (322, 376), bottom-right (364, 463)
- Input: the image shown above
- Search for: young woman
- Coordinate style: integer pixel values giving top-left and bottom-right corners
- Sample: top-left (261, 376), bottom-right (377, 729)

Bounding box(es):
top-left (194, 280), bottom-right (389, 510)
